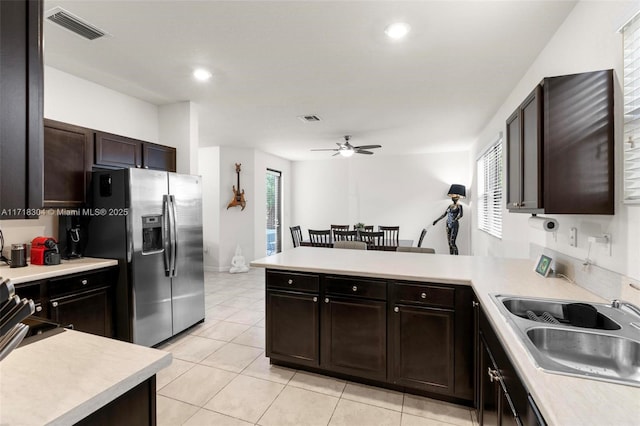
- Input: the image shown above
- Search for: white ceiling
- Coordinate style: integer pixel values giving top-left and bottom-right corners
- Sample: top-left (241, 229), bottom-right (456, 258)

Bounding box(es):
top-left (43, 1), bottom-right (577, 161)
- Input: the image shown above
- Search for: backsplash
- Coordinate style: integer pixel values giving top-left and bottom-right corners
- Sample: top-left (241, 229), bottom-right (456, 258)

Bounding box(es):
top-left (0, 216), bottom-right (57, 258)
top-left (529, 243), bottom-right (640, 305)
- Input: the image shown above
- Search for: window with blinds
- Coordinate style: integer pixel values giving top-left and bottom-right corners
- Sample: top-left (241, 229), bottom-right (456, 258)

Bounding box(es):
top-left (623, 12), bottom-right (640, 202)
top-left (477, 137), bottom-right (503, 238)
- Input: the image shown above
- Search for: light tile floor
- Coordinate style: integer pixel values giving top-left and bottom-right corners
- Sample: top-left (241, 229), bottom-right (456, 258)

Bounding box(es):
top-left (156, 268), bottom-right (478, 426)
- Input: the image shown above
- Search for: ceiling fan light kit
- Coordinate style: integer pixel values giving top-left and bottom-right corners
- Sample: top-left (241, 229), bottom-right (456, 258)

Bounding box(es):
top-left (311, 135), bottom-right (381, 157)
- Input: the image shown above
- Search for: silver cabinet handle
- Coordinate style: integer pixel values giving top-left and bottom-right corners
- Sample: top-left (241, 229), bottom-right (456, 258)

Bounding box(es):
top-left (81, 279), bottom-right (88, 285)
top-left (352, 285), bottom-right (358, 292)
top-left (52, 301), bottom-right (59, 308)
top-left (35, 305), bottom-right (42, 312)
top-left (144, 166), bottom-right (149, 169)
top-left (420, 292), bottom-right (427, 299)
top-left (488, 368), bottom-right (500, 383)
top-left (312, 297), bottom-right (318, 303)
top-left (136, 164), bottom-right (141, 168)
top-left (288, 279), bottom-right (293, 285)
top-left (394, 306), bottom-right (399, 313)
top-left (324, 298), bottom-right (329, 303)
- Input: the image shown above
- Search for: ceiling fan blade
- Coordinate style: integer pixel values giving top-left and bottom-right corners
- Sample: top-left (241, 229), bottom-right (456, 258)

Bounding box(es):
top-left (354, 145), bottom-right (382, 150)
top-left (310, 148), bottom-right (339, 151)
top-left (355, 150), bottom-right (374, 155)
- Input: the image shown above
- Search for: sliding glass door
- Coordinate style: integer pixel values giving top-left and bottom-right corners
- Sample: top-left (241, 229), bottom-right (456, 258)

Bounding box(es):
top-left (266, 169), bottom-right (282, 255)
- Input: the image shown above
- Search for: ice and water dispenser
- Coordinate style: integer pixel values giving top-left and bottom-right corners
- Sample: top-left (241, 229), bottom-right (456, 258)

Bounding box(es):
top-left (142, 215), bottom-right (163, 253)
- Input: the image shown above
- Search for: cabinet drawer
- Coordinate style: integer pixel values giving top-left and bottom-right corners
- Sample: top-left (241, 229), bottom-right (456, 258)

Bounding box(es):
top-left (48, 268), bottom-right (114, 297)
top-left (267, 270), bottom-right (319, 293)
top-left (394, 283), bottom-right (454, 308)
top-left (325, 276), bottom-right (386, 301)
top-left (14, 281), bottom-right (45, 317)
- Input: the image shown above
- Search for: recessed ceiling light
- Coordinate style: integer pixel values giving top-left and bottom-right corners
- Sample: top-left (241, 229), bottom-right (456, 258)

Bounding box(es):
top-left (193, 68), bottom-right (212, 81)
top-left (385, 22), bottom-right (411, 40)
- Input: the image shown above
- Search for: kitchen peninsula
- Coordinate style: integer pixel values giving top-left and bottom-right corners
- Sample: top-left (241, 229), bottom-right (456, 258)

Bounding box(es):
top-left (251, 247), bottom-right (640, 426)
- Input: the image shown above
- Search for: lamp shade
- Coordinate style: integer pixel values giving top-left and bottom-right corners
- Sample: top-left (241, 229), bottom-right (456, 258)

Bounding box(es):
top-left (447, 184), bottom-right (466, 198)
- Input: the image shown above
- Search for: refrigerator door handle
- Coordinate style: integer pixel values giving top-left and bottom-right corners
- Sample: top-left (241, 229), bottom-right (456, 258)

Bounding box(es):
top-left (169, 195), bottom-right (178, 277)
top-left (162, 195), bottom-right (172, 276)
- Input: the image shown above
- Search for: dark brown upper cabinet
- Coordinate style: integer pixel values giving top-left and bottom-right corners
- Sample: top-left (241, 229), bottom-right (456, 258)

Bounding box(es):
top-left (506, 69), bottom-right (614, 214)
top-left (0, 0), bottom-right (43, 218)
top-left (95, 132), bottom-right (176, 172)
top-left (43, 119), bottom-right (93, 207)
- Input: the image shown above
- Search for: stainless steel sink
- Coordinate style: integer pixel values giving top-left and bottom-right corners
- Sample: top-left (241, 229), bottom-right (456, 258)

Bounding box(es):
top-left (491, 294), bottom-right (640, 387)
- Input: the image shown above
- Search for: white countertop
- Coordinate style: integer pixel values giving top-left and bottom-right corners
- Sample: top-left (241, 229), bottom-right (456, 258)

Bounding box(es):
top-left (0, 329), bottom-right (171, 425)
top-left (0, 257), bottom-right (118, 284)
top-left (251, 248), bottom-right (640, 426)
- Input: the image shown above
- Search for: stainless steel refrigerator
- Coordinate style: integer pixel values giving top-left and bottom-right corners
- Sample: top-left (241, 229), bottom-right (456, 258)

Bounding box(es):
top-left (85, 168), bottom-right (205, 347)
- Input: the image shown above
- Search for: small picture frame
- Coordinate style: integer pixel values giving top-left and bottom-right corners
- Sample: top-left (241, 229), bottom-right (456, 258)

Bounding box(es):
top-left (534, 254), bottom-right (553, 277)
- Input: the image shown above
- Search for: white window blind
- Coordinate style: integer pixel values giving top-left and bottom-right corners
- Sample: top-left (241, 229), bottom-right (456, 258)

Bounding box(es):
top-left (477, 138), bottom-right (503, 238)
top-left (623, 13), bottom-right (640, 202)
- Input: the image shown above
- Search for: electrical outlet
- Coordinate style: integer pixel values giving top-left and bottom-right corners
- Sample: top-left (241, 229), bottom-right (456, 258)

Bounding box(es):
top-left (569, 227), bottom-right (577, 247)
top-left (604, 233), bottom-right (611, 256)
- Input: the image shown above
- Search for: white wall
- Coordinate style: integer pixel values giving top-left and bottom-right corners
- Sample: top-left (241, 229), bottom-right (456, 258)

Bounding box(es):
top-left (471, 1), bottom-right (640, 279)
top-left (199, 146), bottom-right (292, 270)
top-left (44, 66), bottom-right (159, 141)
top-left (199, 146), bottom-right (221, 271)
top-left (292, 152), bottom-right (471, 255)
top-left (159, 102), bottom-right (199, 175)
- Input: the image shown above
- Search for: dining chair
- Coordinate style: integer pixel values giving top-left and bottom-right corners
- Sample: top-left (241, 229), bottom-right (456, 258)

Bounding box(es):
top-left (333, 230), bottom-right (358, 241)
top-left (358, 230), bottom-right (385, 250)
top-left (379, 226), bottom-right (400, 246)
top-left (330, 224), bottom-right (349, 234)
top-left (333, 241), bottom-right (367, 250)
top-left (417, 228), bottom-right (427, 248)
top-left (308, 229), bottom-right (332, 247)
top-left (363, 225), bottom-right (374, 231)
top-left (397, 246), bottom-right (435, 254)
top-left (290, 226), bottom-right (303, 248)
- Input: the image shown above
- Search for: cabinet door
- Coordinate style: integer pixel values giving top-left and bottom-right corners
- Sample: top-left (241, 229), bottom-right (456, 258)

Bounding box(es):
top-left (321, 296), bottom-right (386, 381)
top-left (543, 70), bottom-right (614, 214)
top-left (0, 0), bottom-right (43, 218)
top-left (44, 119), bottom-right (92, 207)
top-left (49, 287), bottom-right (113, 337)
top-left (520, 87), bottom-right (542, 211)
top-left (479, 337), bottom-right (499, 426)
top-left (144, 143), bottom-right (176, 172)
top-left (390, 304), bottom-right (454, 393)
top-left (95, 132), bottom-right (143, 169)
top-left (506, 110), bottom-right (521, 210)
top-left (266, 290), bottom-right (319, 367)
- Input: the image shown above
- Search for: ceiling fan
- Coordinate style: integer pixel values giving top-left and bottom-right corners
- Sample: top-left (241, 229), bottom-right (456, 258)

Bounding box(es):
top-left (311, 135), bottom-right (382, 157)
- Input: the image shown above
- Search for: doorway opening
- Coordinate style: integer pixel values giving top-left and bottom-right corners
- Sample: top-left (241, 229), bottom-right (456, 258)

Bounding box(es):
top-left (266, 169), bottom-right (282, 256)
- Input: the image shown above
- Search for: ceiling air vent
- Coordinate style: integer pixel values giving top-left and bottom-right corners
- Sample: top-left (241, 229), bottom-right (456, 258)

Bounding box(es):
top-left (297, 115), bottom-right (321, 123)
top-left (45, 7), bottom-right (107, 40)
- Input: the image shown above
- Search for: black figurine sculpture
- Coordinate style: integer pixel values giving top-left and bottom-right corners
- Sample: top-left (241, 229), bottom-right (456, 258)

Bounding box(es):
top-left (433, 184), bottom-right (466, 255)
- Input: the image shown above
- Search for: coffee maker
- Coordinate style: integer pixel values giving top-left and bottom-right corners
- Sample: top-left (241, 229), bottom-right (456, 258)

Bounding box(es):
top-left (58, 215), bottom-right (86, 259)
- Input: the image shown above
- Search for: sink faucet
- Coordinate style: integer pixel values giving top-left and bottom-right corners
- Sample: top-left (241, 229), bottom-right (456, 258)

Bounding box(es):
top-left (611, 299), bottom-right (640, 318)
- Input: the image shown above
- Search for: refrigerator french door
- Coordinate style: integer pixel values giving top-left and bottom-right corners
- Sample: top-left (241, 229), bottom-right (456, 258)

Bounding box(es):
top-left (86, 168), bottom-right (204, 347)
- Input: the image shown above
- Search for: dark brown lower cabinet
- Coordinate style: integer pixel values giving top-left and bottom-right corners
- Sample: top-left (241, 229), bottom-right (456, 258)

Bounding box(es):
top-left (477, 305), bottom-right (546, 426)
top-left (75, 376), bottom-right (156, 426)
top-left (50, 286), bottom-right (113, 337)
top-left (390, 304), bottom-right (454, 393)
top-left (265, 270), bottom-right (475, 404)
top-left (266, 289), bottom-right (319, 367)
top-left (14, 267), bottom-right (116, 338)
top-left (321, 296), bottom-right (386, 381)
